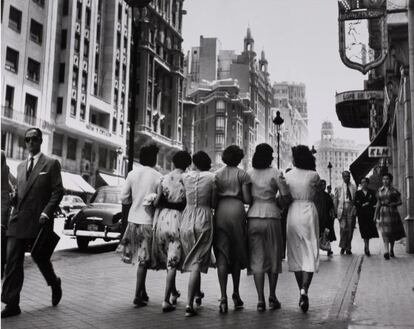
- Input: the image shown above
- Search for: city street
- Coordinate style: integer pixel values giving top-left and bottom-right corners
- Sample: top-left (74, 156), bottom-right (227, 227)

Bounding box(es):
top-left (2, 224), bottom-right (414, 329)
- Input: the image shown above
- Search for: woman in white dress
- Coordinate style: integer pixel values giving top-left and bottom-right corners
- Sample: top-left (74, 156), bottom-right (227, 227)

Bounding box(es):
top-left (285, 145), bottom-right (320, 313)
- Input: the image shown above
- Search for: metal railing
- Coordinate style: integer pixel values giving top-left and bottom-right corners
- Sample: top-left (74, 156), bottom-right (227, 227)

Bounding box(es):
top-left (1, 106), bottom-right (53, 132)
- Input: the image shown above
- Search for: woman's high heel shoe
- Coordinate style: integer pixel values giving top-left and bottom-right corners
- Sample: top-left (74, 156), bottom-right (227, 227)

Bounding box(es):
top-left (299, 294), bottom-right (309, 313)
top-left (268, 296), bottom-right (281, 310)
top-left (232, 293), bottom-right (244, 310)
top-left (185, 305), bottom-right (197, 317)
top-left (162, 301), bottom-right (176, 313)
top-left (257, 301), bottom-right (266, 312)
top-left (171, 291), bottom-right (181, 305)
top-left (195, 291), bottom-right (204, 307)
top-left (219, 298), bottom-right (228, 313)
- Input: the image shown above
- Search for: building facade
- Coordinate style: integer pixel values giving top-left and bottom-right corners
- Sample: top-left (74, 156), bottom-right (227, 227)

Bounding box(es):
top-left (335, 0), bottom-right (414, 252)
top-left (315, 121), bottom-right (364, 188)
top-left (130, 0), bottom-right (185, 172)
top-left (1, 0), bottom-right (132, 189)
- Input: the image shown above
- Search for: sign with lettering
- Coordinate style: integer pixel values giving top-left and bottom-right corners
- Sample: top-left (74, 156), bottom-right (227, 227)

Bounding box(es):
top-left (336, 90), bottom-right (383, 103)
top-left (368, 146), bottom-right (390, 158)
top-left (86, 124), bottom-right (112, 138)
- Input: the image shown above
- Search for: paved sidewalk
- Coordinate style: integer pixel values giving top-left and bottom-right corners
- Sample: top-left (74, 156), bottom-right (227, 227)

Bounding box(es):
top-left (2, 224), bottom-right (414, 329)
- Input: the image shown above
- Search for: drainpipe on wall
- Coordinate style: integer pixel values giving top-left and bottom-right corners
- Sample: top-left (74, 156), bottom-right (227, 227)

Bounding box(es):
top-left (406, 0), bottom-right (414, 253)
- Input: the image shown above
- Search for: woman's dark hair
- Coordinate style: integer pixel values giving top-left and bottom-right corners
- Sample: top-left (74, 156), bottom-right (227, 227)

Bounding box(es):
top-left (291, 145), bottom-right (316, 171)
top-left (252, 143), bottom-right (274, 169)
top-left (192, 151), bottom-right (211, 171)
top-left (382, 172), bottom-right (393, 181)
top-left (222, 145), bottom-right (244, 167)
top-left (173, 151), bottom-right (192, 171)
top-left (361, 177), bottom-right (370, 184)
top-left (139, 144), bottom-right (159, 167)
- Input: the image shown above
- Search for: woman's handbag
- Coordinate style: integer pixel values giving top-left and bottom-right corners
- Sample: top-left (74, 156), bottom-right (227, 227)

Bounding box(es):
top-left (319, 229), bottom-right (331, 251)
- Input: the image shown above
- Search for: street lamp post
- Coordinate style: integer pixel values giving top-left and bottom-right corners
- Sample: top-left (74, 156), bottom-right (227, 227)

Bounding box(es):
top-left (311, 145), bottom-right (317, 155)
top-left (273, 111), bottom-right (284, 169)
top-left (327, 161), bottom-right (333, 187)
top-left (126, 0), bottom-right (153, 172)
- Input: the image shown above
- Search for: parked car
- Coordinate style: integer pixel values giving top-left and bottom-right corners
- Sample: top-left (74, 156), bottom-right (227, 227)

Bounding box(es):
top-left (63, 186), bottom-right (123, 250)
top-left (59, 195), bottom-right (87, 216)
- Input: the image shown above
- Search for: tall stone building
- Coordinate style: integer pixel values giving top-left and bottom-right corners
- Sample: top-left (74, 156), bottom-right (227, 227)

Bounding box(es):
top-left (314, 121), bottom-right (364, 188)
top-left (129, 0), bottom-right (185, 172)
top-left (184, 28), bottom-right (274, 169)
top-left (1, 0), bottom-right (132, 189)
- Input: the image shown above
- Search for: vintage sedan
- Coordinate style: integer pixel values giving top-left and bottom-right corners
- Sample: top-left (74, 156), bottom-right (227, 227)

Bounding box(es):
top-left (59, 195), bottom-right (87, 216)
top-left (63, 186), bottom-right (123, 250)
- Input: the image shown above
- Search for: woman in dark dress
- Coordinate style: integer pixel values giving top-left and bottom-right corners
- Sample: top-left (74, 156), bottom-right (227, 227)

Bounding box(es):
top-left (214, 145), bottom-right (251, 313)
top-left (355, 177), bottom-right (378, 256)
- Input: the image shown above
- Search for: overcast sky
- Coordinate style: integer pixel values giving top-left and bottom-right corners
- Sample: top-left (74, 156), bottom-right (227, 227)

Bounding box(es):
top-left (181, 0), bottom-right (370, 145)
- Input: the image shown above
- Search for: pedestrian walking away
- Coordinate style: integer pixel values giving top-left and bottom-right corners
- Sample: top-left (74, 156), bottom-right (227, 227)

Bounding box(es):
top-left (247, 143), bottom-right (291, 313)
top-left (180, 151), bottom-right (216, 317)
top-left (214, 145), bottom-right (251, 313)
top-left (119, 144), bottom-right (162, 307)
top-left (285, 145), bottom-right (320, 313)
top-left (374, 173), bottom-right (405, 260)
top-left (314, 179), bottom-right (336, 256)
top-left (354, 177), bottom-right (378, 256)
top-left (151, 150), bottom-right (192, 312)
top-left (1, 150), bottom-right (12, 279)
top-left (334, 171), bottom-right (357, 255)
top-left (1, 128), bottom-right (64, 318)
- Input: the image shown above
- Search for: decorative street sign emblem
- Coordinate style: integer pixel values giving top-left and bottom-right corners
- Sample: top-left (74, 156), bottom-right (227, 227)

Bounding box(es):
top-left (338, 0), bottom-right (388, 74)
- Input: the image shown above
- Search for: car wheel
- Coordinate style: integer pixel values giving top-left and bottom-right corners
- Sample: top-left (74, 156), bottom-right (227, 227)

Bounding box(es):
top-left (76, 237), bottom-right (90, 250)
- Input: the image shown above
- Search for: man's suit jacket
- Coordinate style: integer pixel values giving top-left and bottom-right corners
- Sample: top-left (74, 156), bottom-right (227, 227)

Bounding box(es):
top-left (334, 183), bottom-right (357, 219)
top-left (7, 153), bottom-right (64, 239)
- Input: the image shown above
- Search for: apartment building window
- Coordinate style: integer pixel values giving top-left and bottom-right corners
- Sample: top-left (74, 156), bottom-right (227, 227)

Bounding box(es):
top-left (27, 58), bottom-right (40, 83)
top-left (8, 6), bottom-right (22, 32)
top-left (112, 118), bottom-right (117, 133)
top-left (121, 93), bottom-right (125, 108)
top-left (72, 67), bottom-right (78, 87)
top-left (216, 134), bottom-right (225, 146)
top-left (117, 32), bottom-right (121, 49)
top-left (62, 0), bottom-right (69, 16)
top-left (5, 85), bottom-right (14, 109)
top-left (61, 29), bottom-right (67, 49)
top-left (95, 54), bottom-right (99, 72)
top-left (99, 147), bottom-right (107, 168)
top-left (84, 40), bottom-right (89, 58)
top-left (30, 19), bottom-right (43, 45)
top-left (56, 97), bottom-right (63, 114)
top-left (124, 36), bottom-right (128, 51)
top-left (216, 100), bottom-right (225, 112)
top-left (67, 137), bottom-right (77, 160)
top-left (76, 1), bottom-right (82, 21)
top-left (5, 47), bottom-right (19, 73)
top-left (115, 61), bottom-right (120, 77)
top-left (24, 94), bottom-right (37, 124)
top-left (52, 133), bottom-right (63, 156)
top-left (122, 64), bottom-right (126, 82)
top-left (216, 117), bottom-right (225, 129)
top-left (74, 34), bottom-right (80, 52)
top-left (70, 100), bottom-right (76, 117)
top-left (59, 63), bottom-right (65, 83)
top-left (109, 150), bottom-right (117, 170)
top-left (81, 72), bottom-right (87, 92)
top-left (118, 3), bottom-right (122, 21)
top-left (114, 89), bottom-right (118, 104)
top-left (85, 7), bottom-right (91, 27)
top-left (80, 104), bottom-right (85, 120)
top-left (120, 120), bottom-right (124, 135)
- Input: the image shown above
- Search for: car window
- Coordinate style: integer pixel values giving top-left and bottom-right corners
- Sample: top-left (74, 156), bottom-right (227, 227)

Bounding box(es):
top-left (91, 189), bottom-right (122, 204)
top-left (74, 196), bottom-right (84, 203)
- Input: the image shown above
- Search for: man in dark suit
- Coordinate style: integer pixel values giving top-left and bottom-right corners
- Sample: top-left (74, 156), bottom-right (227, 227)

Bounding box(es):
top-left (1, 128), bottom-right (64, 318)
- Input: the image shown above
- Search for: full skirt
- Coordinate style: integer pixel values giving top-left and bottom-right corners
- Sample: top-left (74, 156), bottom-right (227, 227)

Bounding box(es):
top-left (379, 206), bottom-right (406, 241)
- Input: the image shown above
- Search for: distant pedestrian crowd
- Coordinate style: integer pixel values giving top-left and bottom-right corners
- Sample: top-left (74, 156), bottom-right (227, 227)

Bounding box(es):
top-left (0, 127), bottom-right (405, 319)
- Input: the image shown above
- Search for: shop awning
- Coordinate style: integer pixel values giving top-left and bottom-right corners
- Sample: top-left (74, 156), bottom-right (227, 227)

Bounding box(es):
top-left (336, 90), bottom-right (383, 128)
top-left (61, 171), bottom-right (95, 194)
top-left (350, 120), bottom-right (389, 184)
top-left (98, 172), bottom-right (125, 186)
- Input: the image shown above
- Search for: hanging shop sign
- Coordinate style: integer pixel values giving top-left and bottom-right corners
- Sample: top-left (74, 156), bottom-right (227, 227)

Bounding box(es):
top-left (368, 146), bottom-right (390, 158)
top-left (338, 0), bottom-right (388, 74)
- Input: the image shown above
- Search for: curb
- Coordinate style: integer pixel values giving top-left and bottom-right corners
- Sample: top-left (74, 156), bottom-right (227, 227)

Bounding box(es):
top-left (328, 255), bottom-right (364, 321)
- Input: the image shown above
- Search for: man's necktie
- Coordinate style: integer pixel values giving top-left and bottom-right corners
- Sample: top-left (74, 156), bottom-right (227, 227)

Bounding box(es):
top-left (346, 184), bottom-right (352, 201)
top-left (26, 157), bottom-right (34, 180)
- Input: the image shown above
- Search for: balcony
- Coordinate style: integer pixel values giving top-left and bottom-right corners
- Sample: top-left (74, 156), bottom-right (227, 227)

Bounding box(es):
top-left (335, 90), bottom-right (383, 128)
top-left (1, 106), bottom-right (53, 132)
top-left (137, 125), bottom-right (182, 149)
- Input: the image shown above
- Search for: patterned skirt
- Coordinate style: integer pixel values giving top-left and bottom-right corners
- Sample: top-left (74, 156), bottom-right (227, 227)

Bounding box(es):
top-left (119, 222), bottom-right (153, 265)
top-left (379, 206), bottom-right (406, 241)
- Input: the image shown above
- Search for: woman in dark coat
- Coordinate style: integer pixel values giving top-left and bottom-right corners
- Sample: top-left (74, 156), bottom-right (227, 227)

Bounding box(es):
top-left (355, 177), bottom-right (378, 256)
top-left (314, 179), bottom-right (336, 256)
